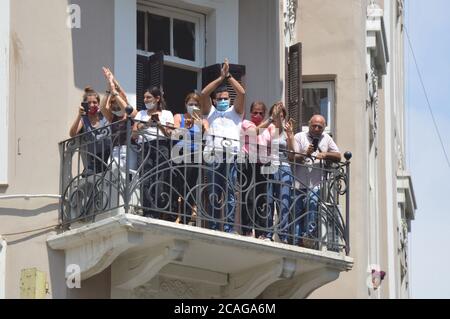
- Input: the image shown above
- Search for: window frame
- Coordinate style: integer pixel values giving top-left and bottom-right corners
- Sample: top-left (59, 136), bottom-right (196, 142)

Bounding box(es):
top-left (302, 81), bottom-right (335, 135)
top-left (137, 2), bottom-right (205, 70)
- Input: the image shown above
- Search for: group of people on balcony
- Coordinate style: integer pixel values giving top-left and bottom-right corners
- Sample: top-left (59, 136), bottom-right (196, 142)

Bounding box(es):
top-left (68, 59), bottom-right (342, 249)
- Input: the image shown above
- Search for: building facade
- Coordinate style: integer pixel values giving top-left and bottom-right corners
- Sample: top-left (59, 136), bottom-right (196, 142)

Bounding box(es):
top-left (0, 0), bottom-right (415, 299)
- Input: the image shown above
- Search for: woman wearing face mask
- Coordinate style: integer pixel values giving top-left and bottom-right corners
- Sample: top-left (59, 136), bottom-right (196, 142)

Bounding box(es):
top-left (134, 87), bottom-right (175, 219)
top-left (259, 102), bottom-right (294, 243)
top-left (100, 67), bottom-right (138, 173)
top-left (239, 101), bottom-right (275, 237)
top-left (69, 86), bottom-right (111, 175)
top-left (172, 93), bottom-right (209, 224)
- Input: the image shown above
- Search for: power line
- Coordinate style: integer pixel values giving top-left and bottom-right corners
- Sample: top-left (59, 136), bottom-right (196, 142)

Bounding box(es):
top-left (404, 25), bottom-right (450, 169)
top-left (1, 224), bottom-right (58, 237)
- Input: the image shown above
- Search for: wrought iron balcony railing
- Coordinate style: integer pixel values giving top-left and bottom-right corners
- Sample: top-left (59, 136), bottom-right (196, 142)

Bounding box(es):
top-left (59, 117), bottom-right (351, 255)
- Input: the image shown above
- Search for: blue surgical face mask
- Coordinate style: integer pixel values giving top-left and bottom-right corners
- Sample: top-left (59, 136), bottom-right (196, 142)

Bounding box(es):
top-left (216, 99), bottom-right (230, 112)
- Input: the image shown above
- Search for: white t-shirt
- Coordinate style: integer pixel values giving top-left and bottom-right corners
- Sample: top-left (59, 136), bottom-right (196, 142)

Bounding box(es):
top-left (206, 105), bottom-right (243, 153)
top-left (293, 131), bottom-right (340, 188)
top-left (135, 109), bottom-right (174, 141)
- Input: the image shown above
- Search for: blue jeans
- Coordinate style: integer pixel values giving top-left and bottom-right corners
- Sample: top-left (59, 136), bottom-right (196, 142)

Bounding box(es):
top-left (206, 158), bottom-right (238, 232)
top-left (269, 165), bottom-right (293, 241)
top-left (294, 186), bottom-right (320, 245)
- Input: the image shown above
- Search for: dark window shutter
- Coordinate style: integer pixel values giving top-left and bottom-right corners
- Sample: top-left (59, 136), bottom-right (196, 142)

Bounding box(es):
top-left (136, 54), bottom-right (149, 111)
top-left (202, 63), bottom-right (246, 107)
top-left (136, 51), bottom-right (164, 111)
top-left (287, 42), bottom-right (302, 132)
top-left (148, 51), bottom-right (164, 91)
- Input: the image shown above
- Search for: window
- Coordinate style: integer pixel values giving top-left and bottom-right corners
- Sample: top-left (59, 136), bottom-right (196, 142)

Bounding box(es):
top-left (301, 81), bottom-right (335, 134)
top-left (137, 4), bottom-right (204, 67)
top-left (136, 3), bottom-right (205, 113)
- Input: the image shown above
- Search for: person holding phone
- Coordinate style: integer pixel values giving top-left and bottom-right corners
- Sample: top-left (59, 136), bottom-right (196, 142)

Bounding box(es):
top-left (286, 114), bottom-right (341, 248)
top-left (172, 93), bottom-right (209, 224)
top-left (69, 86), bottom-right (111, 175)
top-left (134, 87), bottom-right (175, 219)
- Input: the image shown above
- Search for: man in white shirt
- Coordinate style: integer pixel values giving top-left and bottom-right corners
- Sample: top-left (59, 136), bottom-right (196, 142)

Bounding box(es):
top-left (287, 115), bottom-right (341, 247)
top-left (201, 59), bottom-right (245, 233)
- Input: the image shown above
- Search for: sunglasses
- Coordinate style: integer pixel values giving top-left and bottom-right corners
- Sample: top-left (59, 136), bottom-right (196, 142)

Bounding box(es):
top-left (311, 125), bottom-right (324, 129)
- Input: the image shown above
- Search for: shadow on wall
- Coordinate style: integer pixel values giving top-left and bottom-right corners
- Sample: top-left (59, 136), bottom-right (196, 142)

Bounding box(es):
top-left (69, 0), bottom-right (115, 92)
top-left (66, 266), bottom-right (112, 299)
top-left (47, 248), bottom-right (67, 299)
top-left (0, 203), bottom-right (59, 218)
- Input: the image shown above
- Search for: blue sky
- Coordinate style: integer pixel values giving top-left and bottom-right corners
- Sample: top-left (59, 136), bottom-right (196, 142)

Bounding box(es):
top-left (406, 0), bottom-right (450, 299)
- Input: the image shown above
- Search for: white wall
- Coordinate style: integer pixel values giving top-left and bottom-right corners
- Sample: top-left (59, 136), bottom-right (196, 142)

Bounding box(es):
top-left (0, 0), bottom-right (10, 185)
top-left (383, 1), bottom-right (398, 299)
top-left (115, 0), bottom-right (137, 107)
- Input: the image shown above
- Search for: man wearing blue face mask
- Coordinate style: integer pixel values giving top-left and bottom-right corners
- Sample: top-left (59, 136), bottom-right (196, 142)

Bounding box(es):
top-left (201, 59), bottom-right (245, 233)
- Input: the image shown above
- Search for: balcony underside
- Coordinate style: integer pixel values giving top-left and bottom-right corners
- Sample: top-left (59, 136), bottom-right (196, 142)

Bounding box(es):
top-left (48, 213), bottom-right (353, 299)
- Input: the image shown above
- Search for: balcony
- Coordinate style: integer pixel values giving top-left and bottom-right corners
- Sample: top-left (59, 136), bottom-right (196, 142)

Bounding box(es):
top-left (47, 118), bottom-right (353, 298)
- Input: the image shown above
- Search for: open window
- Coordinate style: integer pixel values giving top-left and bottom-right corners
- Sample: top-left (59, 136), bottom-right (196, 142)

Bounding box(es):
top-left (136, 3), bottom-right (205, 114)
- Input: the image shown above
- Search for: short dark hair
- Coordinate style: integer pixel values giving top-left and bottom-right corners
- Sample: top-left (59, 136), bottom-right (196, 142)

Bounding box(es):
top-left (213, 86), bottom-right (228, 99)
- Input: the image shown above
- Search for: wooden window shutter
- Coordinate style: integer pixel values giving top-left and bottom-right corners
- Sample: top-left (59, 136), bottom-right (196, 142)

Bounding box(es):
top-left (202, 63), bottom-right (246, 107)
top-left (136, 54), bottom-right (149, 111)
top-left (287, 42), bottom-right (302, 132)
top-left (148, 51), bottom-right (164, 91)
top-left (136, 51), bottom-right (164, 111)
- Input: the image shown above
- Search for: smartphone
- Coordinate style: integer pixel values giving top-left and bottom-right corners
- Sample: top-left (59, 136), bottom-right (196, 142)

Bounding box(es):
top-left (81, 102), bottom-right (89, 114)
top-left (151, 113), bottom-right (160, 122)
top-left (312, 137), bottom-right (320, 151)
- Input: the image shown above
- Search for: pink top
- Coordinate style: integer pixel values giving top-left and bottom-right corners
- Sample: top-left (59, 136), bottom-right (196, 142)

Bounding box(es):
top-left (240, 120), bottom-right (268, 155)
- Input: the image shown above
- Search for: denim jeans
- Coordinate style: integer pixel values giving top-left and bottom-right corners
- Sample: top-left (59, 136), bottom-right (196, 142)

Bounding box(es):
top-left (294, 186), bottom-right (320, 245)
top-left (269, 165), bottom-right (293, 241)
top-left (206, 156), bottom-right (238, 232)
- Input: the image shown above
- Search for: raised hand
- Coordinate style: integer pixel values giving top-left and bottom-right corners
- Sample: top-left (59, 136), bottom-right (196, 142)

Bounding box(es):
top-left (102, 67), bottom-right (115, 90)
top-left (221, 58), bottom-right (230, 79)
top-left (284, 119), bottom-right (294, 137)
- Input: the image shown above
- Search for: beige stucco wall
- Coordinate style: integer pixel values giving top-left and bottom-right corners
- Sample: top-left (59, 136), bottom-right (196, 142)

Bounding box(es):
top-left (239, 0), bottom-right (283, 113)
top-left (297, 0), bottom-right (371, 298)
top-left (0, 0), bottom-right (114, 298)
